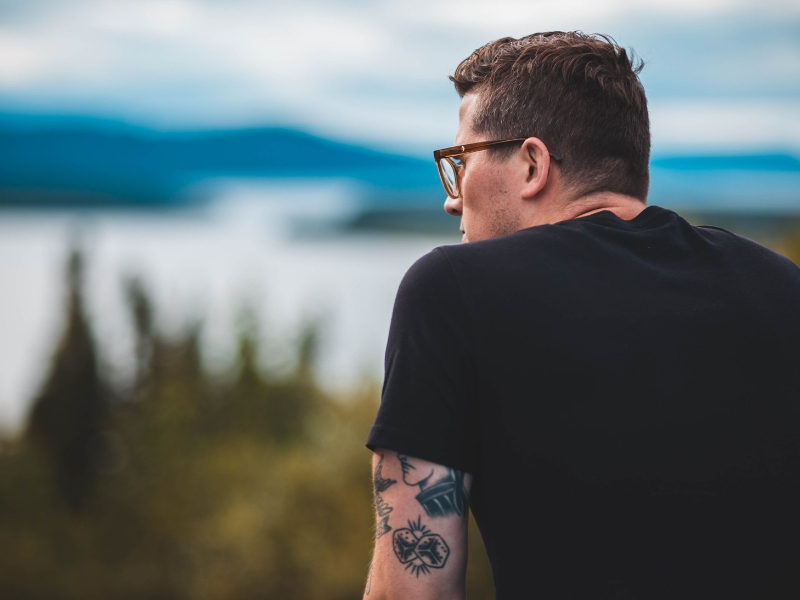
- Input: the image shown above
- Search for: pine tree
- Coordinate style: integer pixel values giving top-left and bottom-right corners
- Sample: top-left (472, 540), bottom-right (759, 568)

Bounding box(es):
top-left (27, 249), bottom-right (108, 510)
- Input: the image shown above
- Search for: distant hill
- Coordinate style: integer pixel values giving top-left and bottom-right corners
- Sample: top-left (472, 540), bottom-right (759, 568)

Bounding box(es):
top-left (651, 154), bottom-right (800, 172)
top-left (1, 114), bottom-right (799, 212)
top-left (649, 153), bottom-right (800, 213)
top-left (0, 117), bottom-right (439, 206)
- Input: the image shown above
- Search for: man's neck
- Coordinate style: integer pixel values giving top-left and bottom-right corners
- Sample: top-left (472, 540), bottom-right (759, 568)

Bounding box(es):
top-left (551, 192), bottom-right (647, 225)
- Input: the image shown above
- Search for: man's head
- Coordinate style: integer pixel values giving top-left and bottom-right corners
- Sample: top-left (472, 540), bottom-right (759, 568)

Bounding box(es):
top-left (441, 32), bottom-right (650, 242)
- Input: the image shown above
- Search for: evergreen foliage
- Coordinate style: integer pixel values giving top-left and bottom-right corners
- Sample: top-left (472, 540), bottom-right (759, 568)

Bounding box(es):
top-left (27, 249), bottom-right (109, 511)
top-left (0, 250), bottom-right (496, 599)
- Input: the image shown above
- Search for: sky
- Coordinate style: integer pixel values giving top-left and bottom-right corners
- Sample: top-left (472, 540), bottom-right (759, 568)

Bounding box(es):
top-left (0, 0), bottom-right (799, 155)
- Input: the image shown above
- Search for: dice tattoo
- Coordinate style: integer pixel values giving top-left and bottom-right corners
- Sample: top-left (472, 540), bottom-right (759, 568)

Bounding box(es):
top-left (392, 517), bottom-right (450, 576)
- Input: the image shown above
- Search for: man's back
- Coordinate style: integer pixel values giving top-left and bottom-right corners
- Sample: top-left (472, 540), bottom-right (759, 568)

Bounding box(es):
top-left (372, 206), bottom-right (800, 598)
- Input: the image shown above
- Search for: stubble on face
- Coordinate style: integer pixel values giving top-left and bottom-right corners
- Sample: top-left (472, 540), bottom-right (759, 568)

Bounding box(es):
top-left (462, 155), bottom-right (521, 242)
top-left (456, 93), bottom-right (522, 243)
top-left (486, 182), bottom-right (521, 239)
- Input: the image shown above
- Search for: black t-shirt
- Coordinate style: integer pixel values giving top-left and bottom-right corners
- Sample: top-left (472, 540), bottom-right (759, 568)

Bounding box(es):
top-left (367, 206), bottom-right (800, 599)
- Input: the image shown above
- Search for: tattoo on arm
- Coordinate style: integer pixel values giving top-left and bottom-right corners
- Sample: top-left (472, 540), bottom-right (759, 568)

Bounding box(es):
top-left (373, 453), bottom-right (397, 538)
top-left (397, 454), bottom-right (469, 518)
top-left (392, 516), bottom-right (450, 576)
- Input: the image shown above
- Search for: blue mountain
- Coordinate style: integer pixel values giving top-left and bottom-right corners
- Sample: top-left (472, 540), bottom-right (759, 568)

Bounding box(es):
top-left (649, 153), bottom-right (800, 213)
top-left (651, 154), bottom-right (800, 172)
top-left (0, 117), bottom-right (439, 206)
top-left (1, 114), bottom-right (799, 212)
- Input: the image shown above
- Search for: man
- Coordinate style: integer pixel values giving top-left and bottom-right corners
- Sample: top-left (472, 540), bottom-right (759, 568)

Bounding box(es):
top-left (364, 32), bottom-right (800, 600)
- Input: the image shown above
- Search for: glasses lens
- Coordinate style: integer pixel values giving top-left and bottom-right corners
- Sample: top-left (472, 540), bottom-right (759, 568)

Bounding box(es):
top-left (438, 157), bottom-right (458, 197)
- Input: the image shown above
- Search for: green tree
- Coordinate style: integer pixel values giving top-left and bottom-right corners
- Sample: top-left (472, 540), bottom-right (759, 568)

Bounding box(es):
top-left (0, 251), bottom-right (496, 600)
top-left (26, 249), bottom-right (109, 511)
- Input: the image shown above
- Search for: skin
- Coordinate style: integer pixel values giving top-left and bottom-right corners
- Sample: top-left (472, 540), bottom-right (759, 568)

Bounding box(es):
top-left (444, 91), bottom-right (646, 243)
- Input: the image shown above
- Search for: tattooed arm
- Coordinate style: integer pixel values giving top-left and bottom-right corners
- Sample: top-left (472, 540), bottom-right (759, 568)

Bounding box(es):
top-left (364, 448), bottom-right (472, 600)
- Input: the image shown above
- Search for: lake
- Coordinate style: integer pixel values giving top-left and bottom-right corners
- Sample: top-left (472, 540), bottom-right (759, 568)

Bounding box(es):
top-left (0, 179), bottom-right (459, 430)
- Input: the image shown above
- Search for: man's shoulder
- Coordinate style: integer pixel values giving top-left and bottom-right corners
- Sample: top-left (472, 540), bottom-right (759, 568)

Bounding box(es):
top-left (401, 246), bottom-right (456, 288)
top-left (394, 247), bottom-right (466, 310)
top-left (694, 224), bottom-right (800, 278)
top-left (435, 226), bottom-right (562, 259)
top-left (396, 238), bottom-right (541, 311)
top-left (433, 223), bottom-right (589, 273)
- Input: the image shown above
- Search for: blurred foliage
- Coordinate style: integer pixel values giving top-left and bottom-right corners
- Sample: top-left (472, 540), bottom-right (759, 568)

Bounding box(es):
top-left (27, 250), bottom-right (108, 511)
top-left (0, 249), bottom-right (495, 599)
top-left (776, 231), bottom-right (800, 267)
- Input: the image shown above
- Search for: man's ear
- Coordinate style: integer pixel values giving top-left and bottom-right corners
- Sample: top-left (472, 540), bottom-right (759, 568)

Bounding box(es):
top-left (519, 137), bottom-right (552, 200)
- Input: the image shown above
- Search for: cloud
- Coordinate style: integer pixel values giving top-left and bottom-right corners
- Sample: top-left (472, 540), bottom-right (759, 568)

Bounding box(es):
top-left (0, 0), bottom-right (797, 154)
top-left (651, 99), bottom-right (800, 153)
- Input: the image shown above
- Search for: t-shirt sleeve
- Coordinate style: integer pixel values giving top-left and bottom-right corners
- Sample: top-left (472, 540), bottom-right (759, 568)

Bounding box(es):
top-left (366, 247), bottom-right (478, 474)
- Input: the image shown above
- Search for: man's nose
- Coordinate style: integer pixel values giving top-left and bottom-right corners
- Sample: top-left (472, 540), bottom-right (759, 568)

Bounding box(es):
top-left (443, 195), bottom-right (462, 217)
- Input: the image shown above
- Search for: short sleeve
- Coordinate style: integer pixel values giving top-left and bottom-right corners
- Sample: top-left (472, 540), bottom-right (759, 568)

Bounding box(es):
top-left (366, 247), bottom-right (478, 474)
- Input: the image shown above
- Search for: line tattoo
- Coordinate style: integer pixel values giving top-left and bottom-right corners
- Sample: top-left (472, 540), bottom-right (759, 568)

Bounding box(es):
top-left (374, 453), bottom-right (397, 493)
top-left (373, 453), bottom-right (397, 538)
top-left (397, 454), bottom-right (468, 518)
top-left (392, 516), bottom-right (451, 576)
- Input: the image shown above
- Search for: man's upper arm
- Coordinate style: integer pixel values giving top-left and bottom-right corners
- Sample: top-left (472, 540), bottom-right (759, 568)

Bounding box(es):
top-left (364, 250), bottom-right (477, 599)
top-left (367, 248), bottom-right (478, 473)
top-left (365, 448), bottom-right (472, 600)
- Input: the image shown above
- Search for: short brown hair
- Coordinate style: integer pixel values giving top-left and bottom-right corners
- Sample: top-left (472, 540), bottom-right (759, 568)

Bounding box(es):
top-left (451, 32), bottom-right (650, 201)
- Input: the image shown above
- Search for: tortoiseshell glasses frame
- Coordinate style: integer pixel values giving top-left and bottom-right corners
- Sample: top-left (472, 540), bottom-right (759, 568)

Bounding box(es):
top-left (433, 138), bottom-right (563, 199)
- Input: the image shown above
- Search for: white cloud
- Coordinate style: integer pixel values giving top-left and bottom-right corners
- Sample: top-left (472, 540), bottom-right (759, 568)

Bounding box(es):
top-left (385, 0), bottom-right (772, 32)
top-left (0, 0), bottom-right (797, 154)
top-left (651, 99), bottom-right (800, 153)
top-left (0, 32), bottom-right (51, 84)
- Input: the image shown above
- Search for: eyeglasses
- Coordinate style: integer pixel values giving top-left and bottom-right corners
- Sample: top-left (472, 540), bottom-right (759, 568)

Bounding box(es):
top-left (433, 138), bottom-right (563, 199)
